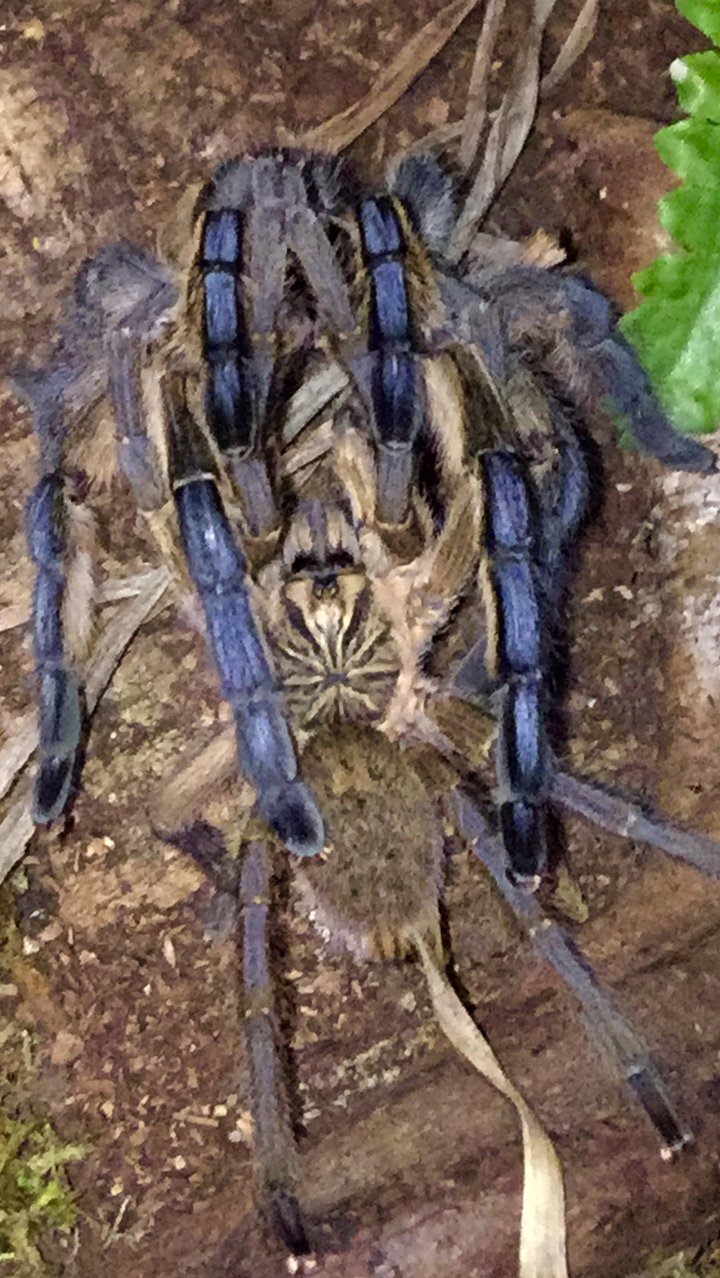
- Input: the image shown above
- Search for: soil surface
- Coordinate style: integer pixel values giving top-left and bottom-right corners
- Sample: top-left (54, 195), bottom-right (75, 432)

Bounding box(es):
top-left (2, 3), bottom-right (720, 1277)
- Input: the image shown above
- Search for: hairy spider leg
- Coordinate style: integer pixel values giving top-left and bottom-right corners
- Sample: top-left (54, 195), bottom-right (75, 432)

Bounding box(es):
top-left (438, 675), bottom-right (720, 883)
top-left (26, 473), bottom-right (84, 822)
top-left (88, 247), bottom-right (179, 513)
top-left (246, 153), bottom-right (355, 340)
top-left (449, 397), bottom-right (588, 713)
top-left (196, 199), bottom-right (278, 537)
top-left (21, 244), bottom-right (177, 826)
top-left (198, 153), bottom-right (356, 538)
top-left (240, 841), bottom-right (311, 1255)
top-left (386, 151), bottom-right (458, 258)
top-left (478, 450), bottom-right (551, 886)
top-left (164, 375), bottom-right (324, 857)
top-left (352, 194), bottom-right (426, 525)
top-left (430, 276), bottom-right (589, 701)
top-left (14, 244), bottom-right (177, 450)
top-left (106, 326), bottom-right (168, 511)
top-left (470, 266), bottom-right (716, 475)
top-left (551, 769), bottom-right (720, 879)
top-left (453, 785), bottom-right (691, 1157)
top-left (452, 418), bottom-right (588, 708)
top-left (535, 404), bottom-right (589, 600)
top-left (439, 272), bottom-right (591, 577)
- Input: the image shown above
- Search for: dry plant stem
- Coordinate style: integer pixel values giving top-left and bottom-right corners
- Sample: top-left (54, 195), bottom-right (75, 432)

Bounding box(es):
top-left (453, 786), bottom-right (692, 1157)
top-left (301, 0), bottom-right (480, 153)
top-left (0, 601), bottom-right (30, 632)
top-left (540, 0), bottom-right (599, 97)
top-left (151, 725), bottom-right (238, 832)
top-left (415, 931), bottom-right (568, 1278)
top-left (0, 568), bottom-right (172, 635)
top-left (459, 0), bottom-right (508, 171)
top-left (449, 0), bottom-right (560, 261)
top-left (415, 14), bottom-right (600, 166)
top-left (0, 567), bottom-right (171, 886)
top-left (0, 712), bottom-right (38, 804)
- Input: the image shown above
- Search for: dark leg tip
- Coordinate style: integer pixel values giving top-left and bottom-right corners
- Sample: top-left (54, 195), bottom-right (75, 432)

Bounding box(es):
top-left (265, 783), bottom-right (325, 859)
top-left (32, 757), bottom-right (74, 825)
top-left (627, 1066), bottom-right (693, 1159)
top-left (500, 800), bottom-right (547, 887)
top-left (269, 1188), bottom-right (312, 1256)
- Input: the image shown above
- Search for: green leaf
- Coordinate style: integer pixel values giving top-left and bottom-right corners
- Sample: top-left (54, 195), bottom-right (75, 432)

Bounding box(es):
top-left (672, 50), bottom-right (720, 120)
top-left (659, 184), bottom-right (720, 252)
top-left (655, 117), bottom-right (720, 188)
top-left (619, 7), bottom-right (720, 434)
top-left (678, 0), bottom-right (720, 46)
top-left (622, 250), bottom-right (720, 433)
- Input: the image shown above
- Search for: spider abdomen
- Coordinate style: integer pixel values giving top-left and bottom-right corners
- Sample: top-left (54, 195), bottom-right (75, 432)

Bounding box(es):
top-left (295, 727), bottom-right (443, 962)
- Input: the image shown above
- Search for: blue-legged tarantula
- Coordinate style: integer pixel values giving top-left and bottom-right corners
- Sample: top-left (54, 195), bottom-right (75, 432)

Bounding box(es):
top-left (18, 148), bottom-right (720, 1257)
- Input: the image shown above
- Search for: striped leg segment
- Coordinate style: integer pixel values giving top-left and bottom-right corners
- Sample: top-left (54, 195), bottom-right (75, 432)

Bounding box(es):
top-left (198, 202), bottom-right (277, 537)
top-left (106, 326), bottom-right (166, 511)
top-left (166, 383), bottom-right (323, 857)
top-left (356, 195), bottom-right (424, 524)
top-left (199, 153), bottom-right (355, 539)
top-left (241, 841), bottom-right (310, 1254)
top-left (26, 473), bottom-right (83, 823)
top-left (480, 450), bottom-right (550, 886)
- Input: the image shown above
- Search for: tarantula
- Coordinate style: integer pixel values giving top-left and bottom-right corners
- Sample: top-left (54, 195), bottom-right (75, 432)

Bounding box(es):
top-left (17, 148), bottom-right (720, 1260)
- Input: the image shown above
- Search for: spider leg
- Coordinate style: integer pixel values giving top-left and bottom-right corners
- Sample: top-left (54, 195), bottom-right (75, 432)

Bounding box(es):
top-left (535, 403), bottom-right (589, 602)
top-left (26, 472), bottom-right (84, 822)
top-left (106, 326), bottom-right (168, 511)
top-left (152, 822), bottom-right (310, 1254)
top-left (164, 374), bottom-right (324, 857)
top-left (336, 157), bottom-right (466, 526)
top-left (350, 193), bottom-right (426, 525)
top-left (548, 273), bottom-right (716, 474)
top-left (194, 162), bottom-right (280, 537)
top-left (452, 399), bottom-right (589, 703)
top-left (278, 157), bottom-right (356, 338)
top-left (551, 769), bottom-right (720, 879)
top-left (241, 840), bottom-right (311, 1255)
top-left (462, 265), bottom-right (716, 474)
top-left (475, 450), bottom-right (552, 887)
top-left (452, 784), bottom-right (691, 1158)
top-left (383, 283), bottom-right (557, 886)
top-left (437, 684), bottom-right (720, 880)
top-left (208, 153), bottom-right (354, 387)
top-left (385, 151), bottom-right (457, 257)
top-left (14, 243), bottom-right (177, 440)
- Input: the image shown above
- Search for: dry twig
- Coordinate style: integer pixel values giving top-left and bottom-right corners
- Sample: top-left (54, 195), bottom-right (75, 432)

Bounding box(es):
top-left (459, 0), bottom-right (507, 171)
top-left (301, 0), bottom-right (479, 153)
